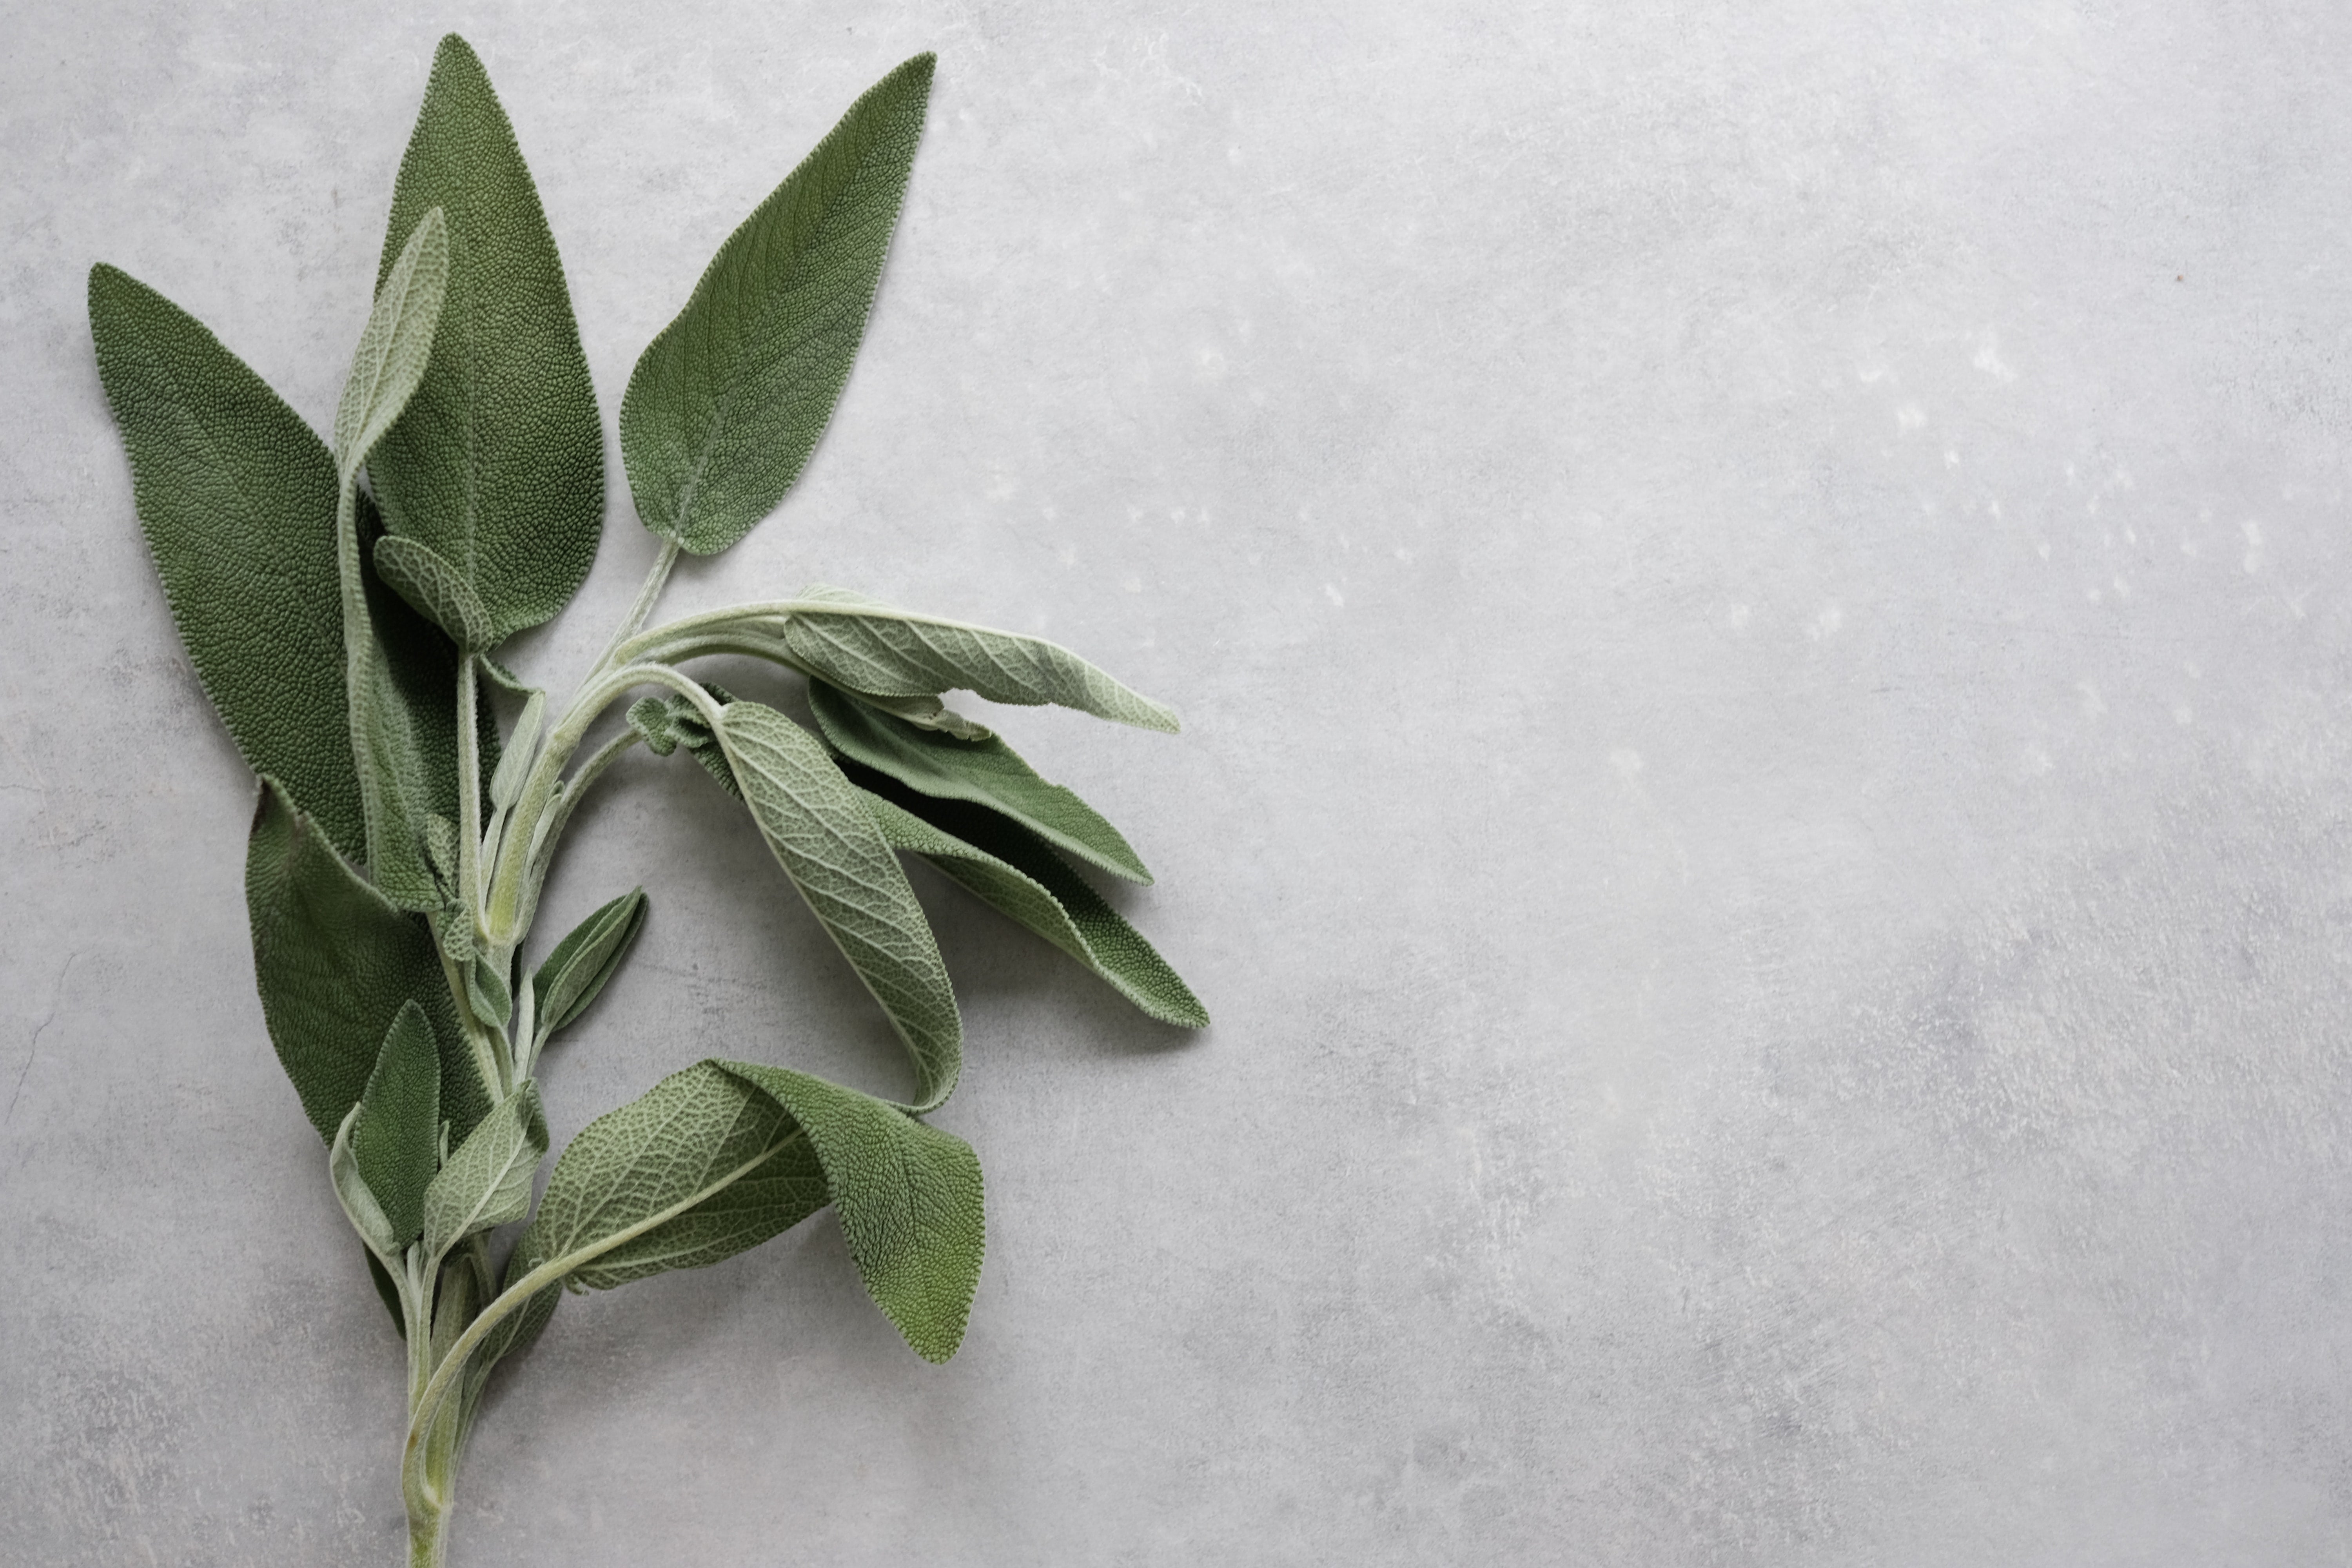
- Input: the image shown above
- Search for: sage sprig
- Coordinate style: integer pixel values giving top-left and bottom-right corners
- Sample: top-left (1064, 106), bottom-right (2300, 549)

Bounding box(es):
top-left (89, 35), bottom-right (1203, 1567)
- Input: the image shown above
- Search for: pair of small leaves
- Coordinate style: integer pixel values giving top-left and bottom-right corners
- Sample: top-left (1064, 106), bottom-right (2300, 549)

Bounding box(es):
top-left (331, 1000), bottom-right (442, 1255)
top-left (784, 586), bottom-right (1182, 734)
top-left (503, 1058), bottom-right (981, 1363)
top-left (533, 889), bottom-right (648, 1044)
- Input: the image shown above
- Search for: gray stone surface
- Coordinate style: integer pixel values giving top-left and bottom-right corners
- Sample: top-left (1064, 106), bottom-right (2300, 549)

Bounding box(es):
top-left (7, 1), bottom-right (2352, 1562)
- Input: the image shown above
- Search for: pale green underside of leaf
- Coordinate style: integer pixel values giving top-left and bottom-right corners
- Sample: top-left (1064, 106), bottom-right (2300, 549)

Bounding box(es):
top-left (810, 679), bottom-right (1151, 883)
top-left (423, 1080), bottom-right (547, 1261)
top-left (349, 998), bottom-right (442, 1246)
top-left (88, 265), bottom-right (366, 859)
top-left (532, 888), bottom-right (648, 1039)
top-left (371, 33), bottom-right (605, 645)
top-left (620, 54), bottom-right (933, 555)
top-left (507, 1060), bottom-right (818, 1292)
top-left (334, 207), bottom-right (448, 478)
top-left (245, 780), bottom-right (492, 1144)
top-left (782, 585), bottom-right (1181, 733)
top-left (374, 532), bottom-right (492, 651)
top-left (856, 777), bottom-right (1208, 1029)
top-left (714, 699), bottom-right (961, 1112)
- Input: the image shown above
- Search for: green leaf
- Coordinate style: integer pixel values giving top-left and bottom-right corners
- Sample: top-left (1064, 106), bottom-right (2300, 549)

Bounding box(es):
top-left (619, 54), bottom-right (934, 555)
top-left (506, 1061), bottom-right (821, 1292)
top-left (423, 1081), bottom-right (547, 1261)
top-left (503, 1059), bottom-right (982, 1363)
top-left (331, 207), bottom-right (448, 478)
top-left (783, 586), bottom-right (1181, 733)
top-left (717, 1061), bottom-right (984, 1364)
top-left (373, 533), bottom-right (493, 652)
top-left (712, 700), bottom-right (961, 1111)
top-left (370, 33), bottom-right (605, 645)
top-left (245, 780), bottom-right (490, 1143)
top-left (811, 679), bottom-right (1151, 883)
top-left (466, 954), bottom-right (514, 1030)
top-left (88, 265), bottom-right (363, 859)
top-left (330, 1103), bottom-right (399, 1258)
top-left (857, 776), bottom-right (1209, 1028)
top-left (532, 889), bottom-right (648, 1041)
top-left (348, 999), bottom-right (443, 1247)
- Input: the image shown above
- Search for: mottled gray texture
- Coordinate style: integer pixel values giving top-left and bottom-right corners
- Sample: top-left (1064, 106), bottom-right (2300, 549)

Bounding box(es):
top-left (6, 1), bottom-right (2352, 1563)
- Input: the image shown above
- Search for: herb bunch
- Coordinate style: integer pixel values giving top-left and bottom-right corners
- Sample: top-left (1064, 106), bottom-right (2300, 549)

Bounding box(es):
top-left (88, 36), bottom-right (1204, 1567)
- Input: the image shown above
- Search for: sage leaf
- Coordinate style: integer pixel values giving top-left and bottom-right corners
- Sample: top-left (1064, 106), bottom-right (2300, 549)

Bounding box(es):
top-left (346, 515), bottom-right (489, 912)
top-left (373, 533), bottom-right (494, 652)
top-left (811, 679), bottom-right (1151, 883)
top-left (467, 954), bottom-right (514, 1030)
top-left (370, 34), bottom-right (605, 645)
top-left (88, 266), bottom-right (364, 858)
top-left (619, 55), bottom-right (934, 555)
top-left (532, 888), bottom-right (648, 1040)
top-left (506, 1061), bottom-right (818, 1292)
top-left (713, 700), bottom-right (961, 1111)
top-left (857, 778), bottom-right (1208, 1028)
top-left (331, 207), bottom-right (449, 479)
top-left (489, 689), bottom-right (546, 809)
top-left (245, 780), bottom-right (490, 1143)
top-left (348, 999), bottom-right (443, 1246)
top-left (716, 1061), bottom-right (983, 1364)
top-left (423, 1081), bottom-right (547, 1261)
top-left (782, 586), bottom-right (1181, 733)
top-left (330, 1102), bottom-right (400, 1258)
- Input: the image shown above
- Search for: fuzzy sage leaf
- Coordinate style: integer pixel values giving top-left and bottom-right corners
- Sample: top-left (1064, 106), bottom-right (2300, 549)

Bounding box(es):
top-left (422, 1081), bottom-right (547, 1262)
top-left (783, 585), bottom-right (1181, 732)
top-left (532, 889), bottom-right (648, 1042)
top-left (811, 679), bottom-right (1152, 882)
top-left (348, 999), bottom-right (445, 1247)
top-left (713, 699), bottom-right (962, 1111)
top-left (88, 267), bottom-right (367, 858)
top-left (369, 34), bottom-right (605, 645)
top-left (619, 55), bottom-right (933, 555)
top-left (332, 207), bottom-right (449, 479)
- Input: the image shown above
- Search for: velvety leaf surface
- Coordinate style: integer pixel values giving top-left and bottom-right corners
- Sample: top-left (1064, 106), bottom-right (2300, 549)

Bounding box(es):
top-left (88, 265), bottom-right (363, 858)
top-left (718, 1060), bottom-right (984, 1363)
top-left (349, 999), bottom-right (443, 1246)
top-left (370, 33), bottom-right (604, 644)
top-left (506, 1061), bottom-right (817, 1291)
top-left (332, 207), bottom-right (448, 478)
top-left (532, 888), bottom-right (648, 1040)
top-left (619, 55), bottom-right (933, 555)
top-left (857, 776), bottom-right (1208, 1028)
top-left (423, 1081), bottom-right (546, 1261)
top-left (783, 585), bottom-right (1181, 732)
top-left (245, 780), bottom-right (489, 1143)
top-left (811, 679), bottom-right (1151, 882)
top-left (713, 699), bottom-right (961, 1110)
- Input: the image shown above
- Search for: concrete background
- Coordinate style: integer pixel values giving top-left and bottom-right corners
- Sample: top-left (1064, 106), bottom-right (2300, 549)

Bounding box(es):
top-left (6, 1), bottom-right (2352, 1563)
